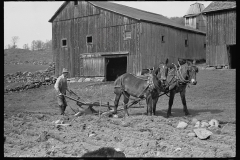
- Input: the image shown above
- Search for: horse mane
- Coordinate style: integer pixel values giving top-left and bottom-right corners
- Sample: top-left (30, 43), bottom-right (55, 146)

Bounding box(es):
top-left (152, 71), bottom-right (162, 90)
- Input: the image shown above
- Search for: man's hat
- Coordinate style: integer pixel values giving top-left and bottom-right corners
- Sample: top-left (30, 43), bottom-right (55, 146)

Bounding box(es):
top-left (62, 68), bottom-right (69, 73)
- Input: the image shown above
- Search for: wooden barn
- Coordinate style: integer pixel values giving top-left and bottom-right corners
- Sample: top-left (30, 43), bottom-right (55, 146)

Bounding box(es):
top-left (202, 1), bottom-right (236, 69)
top-left (183, 2), bottom-right (206, 32)
top-left (49, 1), bottom-right (206, 81)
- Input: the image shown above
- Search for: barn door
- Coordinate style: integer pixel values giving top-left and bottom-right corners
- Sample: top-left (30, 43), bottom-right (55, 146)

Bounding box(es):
top-left (227, 45), bottom-right (236, 69)
top-left (79, 58), bottom-right (84, 76)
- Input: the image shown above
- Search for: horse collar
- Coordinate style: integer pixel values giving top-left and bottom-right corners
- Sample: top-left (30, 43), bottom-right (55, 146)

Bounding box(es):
top-left (147, 75), bottom-right (155, 91)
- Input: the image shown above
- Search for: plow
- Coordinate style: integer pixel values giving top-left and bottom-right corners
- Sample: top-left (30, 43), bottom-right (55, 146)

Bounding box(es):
top-left (61, 89), bottom-right (146, 117)
top-left (62, 87), bottom-right (170, 117)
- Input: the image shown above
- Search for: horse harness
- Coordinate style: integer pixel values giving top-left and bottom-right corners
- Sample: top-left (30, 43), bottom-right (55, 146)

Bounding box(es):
top-left (164, 62), bottom-right (192, 91)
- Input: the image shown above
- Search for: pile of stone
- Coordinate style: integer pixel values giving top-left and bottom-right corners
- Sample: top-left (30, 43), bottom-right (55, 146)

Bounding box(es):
top-left (4, 63), bottom-right (56, 93)
top-left (176, 118), bottom-right (220, 140)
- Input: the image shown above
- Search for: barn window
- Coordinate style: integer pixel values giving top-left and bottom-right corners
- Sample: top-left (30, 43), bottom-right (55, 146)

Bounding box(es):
top-left (86, 35), bottom-right (93, 44)
top-left (61, 39), bottom-right (67, 47)
top-left (185, 39), bottom-right (188, 47)
top-left (74, 1), bottom-right (78, 5)
top-left (186, 17), bottom-right (189, 25)
top-left (161, 35), bottom-right (165, 43)
top-left (124, 31), bottom-right (131, 40)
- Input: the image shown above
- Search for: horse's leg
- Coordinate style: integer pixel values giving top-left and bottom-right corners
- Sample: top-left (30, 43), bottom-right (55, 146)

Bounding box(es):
top-left (152, 96), bottom-right (159, 115)
top-left (113, 88), bottom-right (122, 114)
top-left (180, 88), bottom-right (190, 116)
top-left (167, 90), bottom-right (175, 118)
top-left (123, 92), bottom-right (130, 117)
top-left (146, 94), bottom-right (153, 116)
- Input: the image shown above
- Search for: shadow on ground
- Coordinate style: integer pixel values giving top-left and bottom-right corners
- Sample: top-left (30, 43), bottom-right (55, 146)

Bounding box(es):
top-left (132, 108), bottom-right (223, 118)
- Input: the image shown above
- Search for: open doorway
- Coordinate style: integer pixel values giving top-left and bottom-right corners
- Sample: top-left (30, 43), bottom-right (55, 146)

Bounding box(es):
top-left (105, 57), bottom-right (127, 81)
top-left (227, 45), bottom-right (236, 69)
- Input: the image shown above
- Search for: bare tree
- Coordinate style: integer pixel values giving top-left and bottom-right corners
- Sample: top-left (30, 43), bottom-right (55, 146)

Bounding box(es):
top-left (23, 44), bottom-right (29, 50)
top-left (11, 36), bottom-right (19, 49)
top-left (35, 40), bottom-right (44, 50)
top-left (31, 40), bottom-right (36, 51)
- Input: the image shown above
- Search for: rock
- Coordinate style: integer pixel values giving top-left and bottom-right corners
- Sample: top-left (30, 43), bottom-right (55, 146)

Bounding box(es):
top-left (55, 120), bottom-right (63, 124)
top-left (113, 114), bottom-right (119, 118)
top-left (193, 128), bottom-right (212, 140)
top-left (84, 78), bottom-right (91, 82)
top-left (194, 121), bottom-right (200, 128)
top-left (187, 132), bottom-right (196, 137)
top-left (176, 121), bottom-right (188, 129)
top-left (201, 121), bottom-right (210, 128)
top-left (209, 119), bottom-right (219, 128)
top-left (174, 147), bottom-right (181, 152)
top-left (45, 77), bottom-right (50, 82)
top-left (78, 78), bottom-right (84, 82)
top-left (191, 118), bottom-right (198, 125)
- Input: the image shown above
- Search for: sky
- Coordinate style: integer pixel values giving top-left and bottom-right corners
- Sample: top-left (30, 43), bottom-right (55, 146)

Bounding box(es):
top-left (4, 1), bottom-right (212, 49)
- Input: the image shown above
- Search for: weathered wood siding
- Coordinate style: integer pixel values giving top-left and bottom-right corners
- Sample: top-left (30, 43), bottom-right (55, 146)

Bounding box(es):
top-left (197, 14), bottom-right (206, 32)
top-left (52, 1), bottom-right (206, 77)
top-left (206, 9), bottom-right (236, 66)
top-left (52, 1), bottom-right (141, 77)
top-left (140, 22), bottom-right (206, 68)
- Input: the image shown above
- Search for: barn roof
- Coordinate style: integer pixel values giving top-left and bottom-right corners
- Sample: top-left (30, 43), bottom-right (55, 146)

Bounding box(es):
top-left (183, 2), bottom-right (205, 17)
top-left (202, 1), bottom-right (236, 13)
top-left (49, 1), bottom-right (205, 34)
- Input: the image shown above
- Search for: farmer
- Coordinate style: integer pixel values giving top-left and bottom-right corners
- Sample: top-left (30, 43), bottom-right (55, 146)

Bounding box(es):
top-left (54, 68), bottom-right (72, 115)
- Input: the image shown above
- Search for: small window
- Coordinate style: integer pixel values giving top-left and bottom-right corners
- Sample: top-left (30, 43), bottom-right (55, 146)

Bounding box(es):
top-left (74, 1), bottom-right (78, 5)
top-left (186, 17), bottom-right (189, 25)
top-left (196, 22), bottom-right (199, 29)
top-left (204, 43), bottom-right (206, 48)
top-left (185, 39), bottom-right (188, 47)
top-left (124, 31), bottom-right (131, 40)
top-left (62, 39), bottom-right (67, 47)
top-left (86, 35), bottom-right (93, 44)
top-left (161, 35), bottom-right (165, 43)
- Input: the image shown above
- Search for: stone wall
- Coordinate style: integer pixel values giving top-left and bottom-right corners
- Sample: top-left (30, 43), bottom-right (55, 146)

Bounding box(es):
top-left (4, 63), bottom-right (56, 93)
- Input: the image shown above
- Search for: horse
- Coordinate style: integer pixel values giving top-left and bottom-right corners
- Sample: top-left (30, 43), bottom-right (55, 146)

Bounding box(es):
top-left (163, 59), bottom-right (199, 118)
top-left (113, 59), bottom-right (169, 116)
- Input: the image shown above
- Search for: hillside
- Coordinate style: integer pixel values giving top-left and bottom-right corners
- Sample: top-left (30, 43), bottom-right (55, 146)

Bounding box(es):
top-left (4, 48), bottom-right (53, 65)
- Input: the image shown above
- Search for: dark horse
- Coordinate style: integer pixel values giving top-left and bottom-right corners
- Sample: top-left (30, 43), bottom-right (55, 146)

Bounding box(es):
top-left (164, 59), bottom-right (199, 118)
top-left (113, 59), bottom-right (169, 116)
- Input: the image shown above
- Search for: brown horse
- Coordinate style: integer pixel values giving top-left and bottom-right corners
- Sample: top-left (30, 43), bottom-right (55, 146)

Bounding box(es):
top-left (164, 59), bottom-right (199, 118)
top-left (113, 59), bottom-right (169, 116)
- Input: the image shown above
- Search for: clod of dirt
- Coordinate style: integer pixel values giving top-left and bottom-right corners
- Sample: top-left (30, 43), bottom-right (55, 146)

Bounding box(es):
top-left (176, 121), bottom-right (188, 129)
top-left (36, 131), bottom-right (50, 142)
top-left (193, 128), bottom-right (213, 140)
top-left (220, 124), bottom-right (234, 134)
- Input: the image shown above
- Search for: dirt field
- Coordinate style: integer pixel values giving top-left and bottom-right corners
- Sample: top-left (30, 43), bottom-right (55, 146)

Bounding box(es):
top-left (4, 69), bottom-right (236, 157)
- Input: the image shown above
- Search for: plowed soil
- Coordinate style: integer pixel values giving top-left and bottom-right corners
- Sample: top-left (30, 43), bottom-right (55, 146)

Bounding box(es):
top-left (4, 69), bottom-right (236, 157)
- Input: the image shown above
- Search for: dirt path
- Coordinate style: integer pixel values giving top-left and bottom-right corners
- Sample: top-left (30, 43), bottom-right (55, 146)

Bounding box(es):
top-left (4, 69), bottom-right (236, 157)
